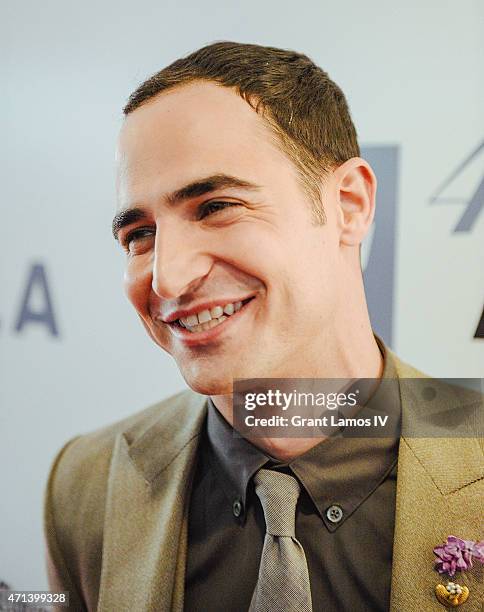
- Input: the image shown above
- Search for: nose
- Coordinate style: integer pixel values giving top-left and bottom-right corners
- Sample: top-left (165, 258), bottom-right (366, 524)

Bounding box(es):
top-left (151, 221), bottom-right (213, 299)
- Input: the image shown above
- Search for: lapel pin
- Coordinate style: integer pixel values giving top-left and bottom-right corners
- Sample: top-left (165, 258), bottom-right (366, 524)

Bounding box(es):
top-left (435, 582), bottom-right (469, 607)
top-left (433, 536), bottom-right (484, 607)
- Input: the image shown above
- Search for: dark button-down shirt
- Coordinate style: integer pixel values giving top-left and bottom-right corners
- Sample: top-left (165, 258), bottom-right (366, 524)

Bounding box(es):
top-left (185, 342), bottom-right (401, 612)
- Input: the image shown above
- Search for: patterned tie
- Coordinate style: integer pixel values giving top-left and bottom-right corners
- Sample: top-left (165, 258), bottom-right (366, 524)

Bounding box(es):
top-left (249, 468), bottom-right (313, 612)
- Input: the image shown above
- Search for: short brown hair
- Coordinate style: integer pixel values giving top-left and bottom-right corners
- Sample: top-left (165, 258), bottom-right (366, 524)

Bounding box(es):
top-left (124, 41), bottom-right (360, 224)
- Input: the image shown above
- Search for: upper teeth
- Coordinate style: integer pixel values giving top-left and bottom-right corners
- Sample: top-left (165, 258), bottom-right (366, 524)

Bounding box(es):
top-left (180, 301), bottom-right (243, 328)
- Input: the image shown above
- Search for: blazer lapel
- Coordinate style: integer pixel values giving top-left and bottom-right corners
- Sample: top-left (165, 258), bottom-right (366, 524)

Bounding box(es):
top-left (390, 355), bottom-right (483, 611)
top-left (97, 391), bottom-right (208, 612)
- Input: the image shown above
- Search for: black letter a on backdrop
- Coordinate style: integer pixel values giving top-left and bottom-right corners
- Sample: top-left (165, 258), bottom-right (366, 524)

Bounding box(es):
top-left (475, 305), bottom-right (484, 339)
top-left (15, 263), bottom-right (59, 337)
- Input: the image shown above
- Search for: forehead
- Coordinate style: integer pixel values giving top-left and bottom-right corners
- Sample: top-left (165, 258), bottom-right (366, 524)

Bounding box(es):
top-left (116, 81), bottom-right (289, 208)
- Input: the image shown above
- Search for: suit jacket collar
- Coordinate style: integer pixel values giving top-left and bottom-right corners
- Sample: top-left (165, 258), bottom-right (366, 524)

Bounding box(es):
top-left (391, 350), bottom-right (483, 494)
top-left (125, 389), bottom-right (208, 485)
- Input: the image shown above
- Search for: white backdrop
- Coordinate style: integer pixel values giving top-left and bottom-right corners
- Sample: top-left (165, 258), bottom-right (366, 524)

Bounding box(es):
top-left (2, 0), bottom-right (483, 591)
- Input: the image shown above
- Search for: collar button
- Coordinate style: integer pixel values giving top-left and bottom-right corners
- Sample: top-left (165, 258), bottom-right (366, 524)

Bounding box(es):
top-left (326, 504), bottom-right (344, 523)
top-left (232, 499), bottom-right (243, 518)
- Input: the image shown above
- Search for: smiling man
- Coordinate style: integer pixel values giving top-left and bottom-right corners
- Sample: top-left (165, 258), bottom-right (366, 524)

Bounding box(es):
top-left (44, 42), bottom-right (483, 612)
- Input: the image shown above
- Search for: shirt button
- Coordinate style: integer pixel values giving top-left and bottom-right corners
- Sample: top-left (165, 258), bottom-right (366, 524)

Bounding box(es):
top-left (326, 504), bottom-right (344, 523)
top-left (232, 499), bottom-right (243, 518)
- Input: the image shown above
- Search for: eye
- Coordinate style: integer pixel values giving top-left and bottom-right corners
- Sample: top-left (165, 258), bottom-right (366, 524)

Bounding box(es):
top-left (197, 200), bottom-right (240, 220)
top-left (122, 228), bottom-right (154, 253)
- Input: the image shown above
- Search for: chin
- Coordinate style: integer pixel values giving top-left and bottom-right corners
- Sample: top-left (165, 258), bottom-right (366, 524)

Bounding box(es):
top-left (181, 368), bottom-right (233, 396)
top-left (178, 353), bottom-right (262, 396)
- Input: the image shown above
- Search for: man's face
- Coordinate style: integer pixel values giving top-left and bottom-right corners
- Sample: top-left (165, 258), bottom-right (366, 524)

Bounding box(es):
top-left (115, 81), bottom-right (344, 395)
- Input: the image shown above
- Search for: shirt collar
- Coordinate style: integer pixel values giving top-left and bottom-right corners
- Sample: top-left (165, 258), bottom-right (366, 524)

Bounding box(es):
top-left (206, 336), bottom-right (401, 530)
top-left (206, 397), bottom-right (270, 514)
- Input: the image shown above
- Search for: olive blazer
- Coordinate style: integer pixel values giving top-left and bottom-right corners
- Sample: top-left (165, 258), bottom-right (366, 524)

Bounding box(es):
top-left (44, 350), bottom-right (483, 611)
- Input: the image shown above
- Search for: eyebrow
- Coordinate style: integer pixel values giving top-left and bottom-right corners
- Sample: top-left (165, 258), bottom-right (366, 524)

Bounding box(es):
top-left (112, 173), bottom-right (261, 240)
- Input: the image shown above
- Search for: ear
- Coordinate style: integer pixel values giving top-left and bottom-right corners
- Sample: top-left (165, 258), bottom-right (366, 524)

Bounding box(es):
top-left (333, 157), bottom-right (377, 247)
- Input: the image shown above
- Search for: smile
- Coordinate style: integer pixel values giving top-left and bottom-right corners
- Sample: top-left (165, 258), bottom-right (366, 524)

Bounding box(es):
top-left (174, 298), bottom-right (253, 333)
top-left (156, 295), bottom-right (256, 346)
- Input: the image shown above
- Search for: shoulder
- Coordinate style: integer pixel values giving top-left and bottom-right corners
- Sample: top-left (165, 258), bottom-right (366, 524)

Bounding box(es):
top-left (387, 349), bottom-right (483, 494)
top-left (48, 388), bottom-right (199, 495)
top-left (388, 348), bottom-right (482, 429)
top-left (45, 388), bottom-right (203, 541)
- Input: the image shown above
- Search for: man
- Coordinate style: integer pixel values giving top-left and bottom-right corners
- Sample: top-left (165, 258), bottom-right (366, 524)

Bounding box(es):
top-left (44, 42), bottom-right (483, 611)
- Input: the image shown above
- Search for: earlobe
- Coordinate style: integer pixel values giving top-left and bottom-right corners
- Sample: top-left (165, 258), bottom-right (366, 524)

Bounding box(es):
top-left (335, 157), bottom-right (377, 247)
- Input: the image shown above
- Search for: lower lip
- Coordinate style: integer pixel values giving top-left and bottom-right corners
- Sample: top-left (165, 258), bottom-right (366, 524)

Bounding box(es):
top-left (167, 298), bottom-right (256, 347)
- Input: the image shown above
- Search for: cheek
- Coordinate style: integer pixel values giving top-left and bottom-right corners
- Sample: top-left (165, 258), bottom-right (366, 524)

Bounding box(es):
top-left (123, 261), bottom-right (152, 314)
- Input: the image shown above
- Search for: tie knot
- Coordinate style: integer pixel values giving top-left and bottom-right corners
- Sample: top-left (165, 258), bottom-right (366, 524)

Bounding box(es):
top-left (253, 468), bottom-right (301, 537)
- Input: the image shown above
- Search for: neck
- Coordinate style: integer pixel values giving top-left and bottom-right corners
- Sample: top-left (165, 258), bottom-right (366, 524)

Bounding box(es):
top-left (211, 321), bottom-right (383, 462)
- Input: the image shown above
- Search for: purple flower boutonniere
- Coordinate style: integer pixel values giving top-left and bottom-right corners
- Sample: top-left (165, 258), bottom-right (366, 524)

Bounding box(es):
top-left (433, 536), bottom-right (483, 607)
top-left (433, 535), bottom-right (484, 577)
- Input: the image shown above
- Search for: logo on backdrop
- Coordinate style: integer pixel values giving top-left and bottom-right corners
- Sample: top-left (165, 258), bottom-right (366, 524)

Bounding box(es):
top-left (430, 139), bottom-right (484, 338)
top-left (361, 145), bottom-right (399, 348)
top-left (430, 139), bottom-right (484, 233)
top-left (1, 263), bottom-right (59, 337)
